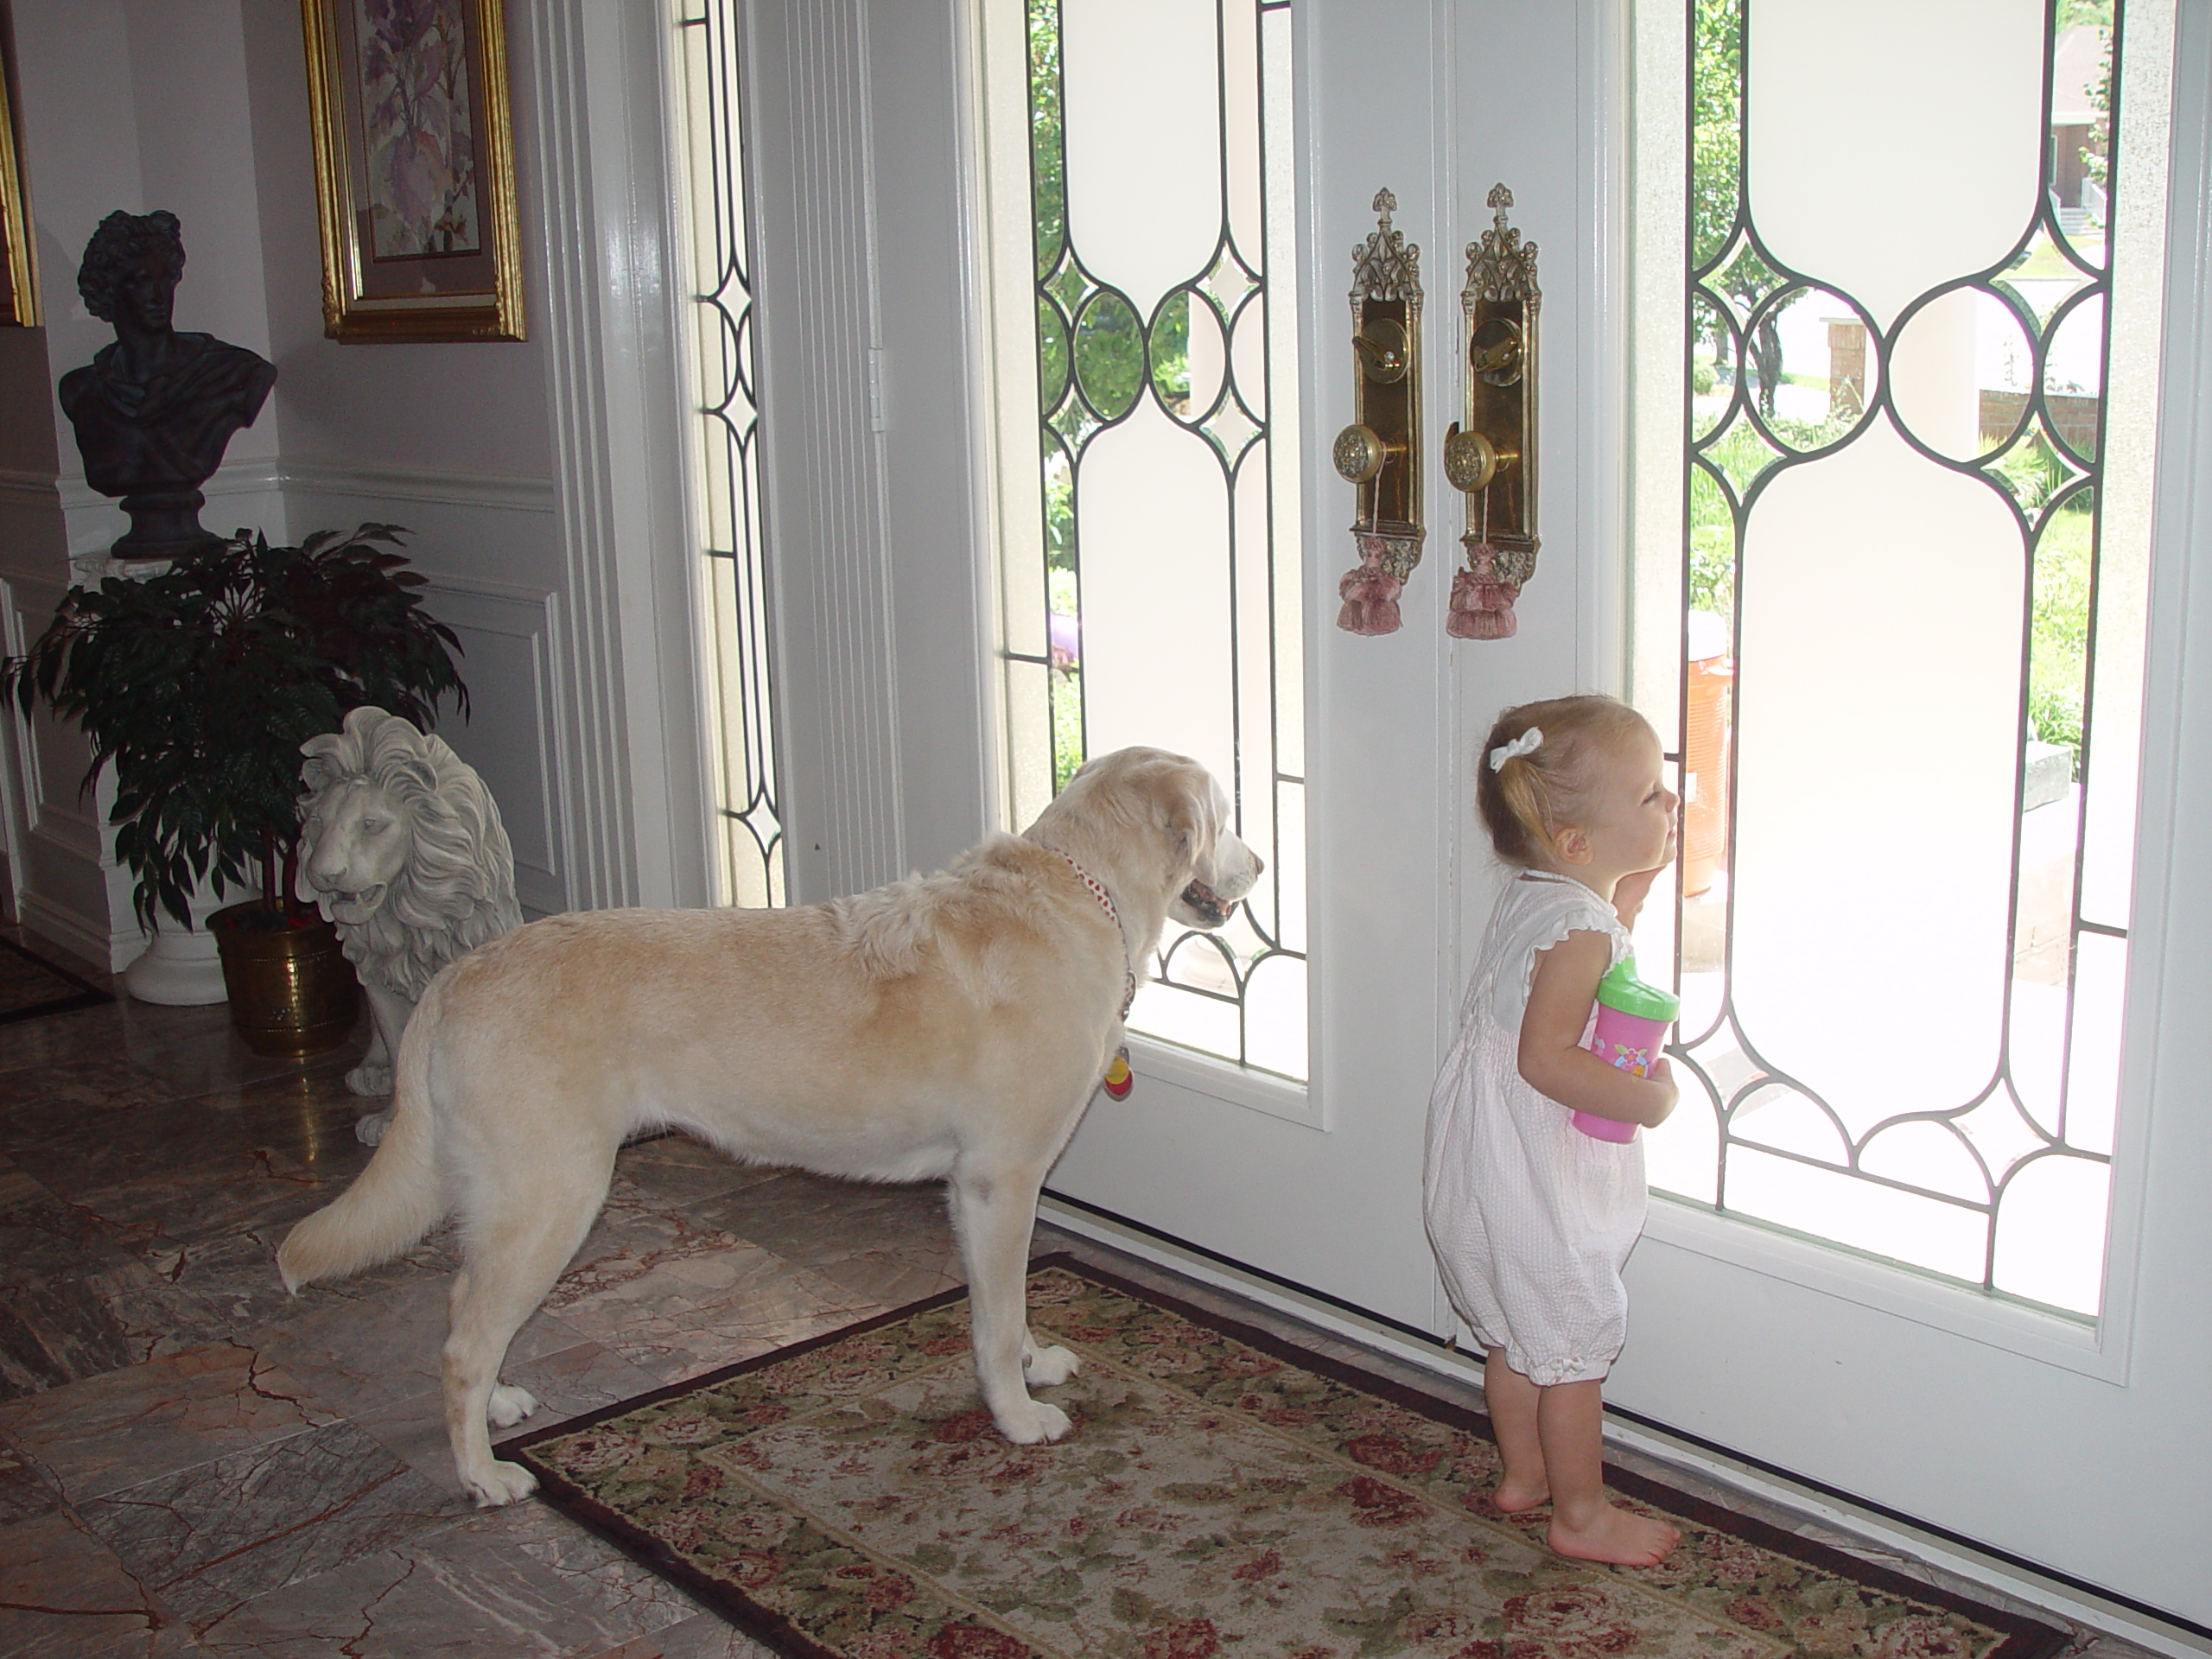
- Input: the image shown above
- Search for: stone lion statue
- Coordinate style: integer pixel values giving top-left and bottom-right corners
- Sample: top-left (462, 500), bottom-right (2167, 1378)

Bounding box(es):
top-left (297, 706), bottom-right (523, 1144)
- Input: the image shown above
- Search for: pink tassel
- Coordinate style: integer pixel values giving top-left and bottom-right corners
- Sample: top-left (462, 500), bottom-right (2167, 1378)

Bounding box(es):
top-left (1340, 594), bottom-right (1404, 635)
top-left (1336, 550), bottom-right (1404, 637)
top-left (1446, 547), bottom-right (1521, 640)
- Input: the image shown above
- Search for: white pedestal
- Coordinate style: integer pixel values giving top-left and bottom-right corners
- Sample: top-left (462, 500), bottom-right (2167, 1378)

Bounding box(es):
top-left (123, 926), bottom-right (228, 1006)
top-left (119, 871), bottom-right (233, 1007)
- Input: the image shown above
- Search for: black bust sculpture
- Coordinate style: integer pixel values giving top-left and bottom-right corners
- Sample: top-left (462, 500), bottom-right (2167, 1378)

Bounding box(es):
top-left (57, 211), bottom-right (277, 561)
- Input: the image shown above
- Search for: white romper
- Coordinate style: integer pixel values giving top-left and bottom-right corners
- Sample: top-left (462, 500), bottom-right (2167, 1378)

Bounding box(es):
top-left (1423, 870), bottom-right (1644, 1387)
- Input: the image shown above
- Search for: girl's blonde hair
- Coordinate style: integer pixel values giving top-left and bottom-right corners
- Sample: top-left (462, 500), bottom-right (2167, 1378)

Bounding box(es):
top-left (1477, 694), bottom-right (1654, 868)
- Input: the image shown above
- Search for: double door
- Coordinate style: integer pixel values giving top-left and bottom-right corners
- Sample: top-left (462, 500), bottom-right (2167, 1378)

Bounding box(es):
top-left (1035, 0), bottom-right (2211, 1626)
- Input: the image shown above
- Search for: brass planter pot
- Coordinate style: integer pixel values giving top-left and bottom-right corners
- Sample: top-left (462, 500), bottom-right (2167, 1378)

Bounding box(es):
top-left (209, 902), bottom-right (360, 1058)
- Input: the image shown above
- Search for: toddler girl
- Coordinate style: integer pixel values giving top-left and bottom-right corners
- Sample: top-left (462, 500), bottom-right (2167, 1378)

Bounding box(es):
top-left (1424, 694), bottom-right (1682, 1567)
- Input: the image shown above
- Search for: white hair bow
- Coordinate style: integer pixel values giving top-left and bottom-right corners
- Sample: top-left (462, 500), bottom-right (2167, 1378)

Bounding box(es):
top-left (1488, 728), bottom-right (1543, 771)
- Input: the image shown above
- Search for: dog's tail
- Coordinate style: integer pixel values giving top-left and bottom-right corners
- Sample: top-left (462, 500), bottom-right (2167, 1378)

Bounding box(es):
top-left (277, 983), bottom-right (448, 1293)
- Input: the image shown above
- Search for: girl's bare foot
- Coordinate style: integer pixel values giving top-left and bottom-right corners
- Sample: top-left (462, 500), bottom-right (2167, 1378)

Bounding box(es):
top-left (1492, 1473), bottom-right (1551, 1514)
top-left (1548, 1501), bottom-right (1681, 1566)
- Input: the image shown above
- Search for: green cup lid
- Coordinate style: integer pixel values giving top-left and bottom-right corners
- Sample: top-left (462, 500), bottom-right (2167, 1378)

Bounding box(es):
top-left (1597, 957), bottom-right (1680, 1022)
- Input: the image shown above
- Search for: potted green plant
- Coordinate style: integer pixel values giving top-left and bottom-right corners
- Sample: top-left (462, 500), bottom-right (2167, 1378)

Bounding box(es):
top-left (0, 523), bottom-right (467, 1055)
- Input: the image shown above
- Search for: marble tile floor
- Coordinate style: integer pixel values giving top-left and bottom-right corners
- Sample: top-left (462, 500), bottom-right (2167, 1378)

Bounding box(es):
top-left (0, 930), bottom-right (2164, 1659)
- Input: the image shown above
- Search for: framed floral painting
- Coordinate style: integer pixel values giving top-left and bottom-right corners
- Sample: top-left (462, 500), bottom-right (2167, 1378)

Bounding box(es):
top-left (0, 40), bottom-right (37, 327)
top-left (301, 0), bottom-right (524, 341)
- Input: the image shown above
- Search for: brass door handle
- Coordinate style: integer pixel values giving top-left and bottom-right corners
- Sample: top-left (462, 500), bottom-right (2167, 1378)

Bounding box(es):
top-left (1446, 185), bottom-right (1541, 642)
top-left (1333, 189), bottom-right (1424, 637)
top-left (1441, 423), bottom-right (1500, 493)
top-left (1334, 423), bottom-right (1399, 484)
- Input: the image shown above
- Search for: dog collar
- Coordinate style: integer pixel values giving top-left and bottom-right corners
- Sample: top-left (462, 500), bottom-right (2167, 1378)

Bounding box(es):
top-left (1052, 849), bottom-right (1139, 1020)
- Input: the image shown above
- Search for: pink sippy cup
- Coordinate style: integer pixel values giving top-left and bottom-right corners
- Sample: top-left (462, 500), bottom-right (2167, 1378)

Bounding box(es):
top-left (1575, 957), bottom-right (1680, 1142)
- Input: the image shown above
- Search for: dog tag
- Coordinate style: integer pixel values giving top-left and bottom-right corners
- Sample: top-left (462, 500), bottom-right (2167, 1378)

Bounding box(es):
top-left (1102, 1044), bottom-right (1134, 1100)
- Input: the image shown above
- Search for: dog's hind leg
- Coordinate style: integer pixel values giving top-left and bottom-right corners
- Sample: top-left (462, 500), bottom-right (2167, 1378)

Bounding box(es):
top-left (949, 1163), bottom-right (1076, 1445)
top-left (442, 1154), bottom-right (613, 1507)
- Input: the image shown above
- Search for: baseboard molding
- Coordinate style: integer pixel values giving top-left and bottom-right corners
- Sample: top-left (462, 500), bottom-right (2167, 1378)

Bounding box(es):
top-left (18, 890), bottom-right (130, 976)
top-left (1038, 1197), bottom-right (2212, 1659)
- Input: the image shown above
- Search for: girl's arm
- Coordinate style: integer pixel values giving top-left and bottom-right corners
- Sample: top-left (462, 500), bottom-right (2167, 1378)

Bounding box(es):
top-left (1518, 929), bottom-right (1679, 1128)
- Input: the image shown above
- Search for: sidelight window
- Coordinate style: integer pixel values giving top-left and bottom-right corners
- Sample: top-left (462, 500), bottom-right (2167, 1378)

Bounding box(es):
top-left (677, 0), bottom-right (785, 910)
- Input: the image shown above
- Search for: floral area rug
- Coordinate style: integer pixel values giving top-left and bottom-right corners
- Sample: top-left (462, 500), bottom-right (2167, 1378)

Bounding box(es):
top-left (0, 937), bottom-right (109, 1025)
top-left (507, 1258), bottom-right (2065, 1659)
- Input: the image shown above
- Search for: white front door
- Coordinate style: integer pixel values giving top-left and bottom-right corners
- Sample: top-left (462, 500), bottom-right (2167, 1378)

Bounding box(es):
top-left (969, 0), bottom-right (2211, 1626)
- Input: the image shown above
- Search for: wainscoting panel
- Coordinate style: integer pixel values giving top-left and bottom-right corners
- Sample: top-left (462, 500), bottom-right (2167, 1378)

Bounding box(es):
top-left (284, 464), bottom-right (568, 920)
top-left (6, 461), bottom-right (576, 961)
top-left (0, 465), bottom-right (130, 966)
top-left (418, 578), bottom-right (563, 919)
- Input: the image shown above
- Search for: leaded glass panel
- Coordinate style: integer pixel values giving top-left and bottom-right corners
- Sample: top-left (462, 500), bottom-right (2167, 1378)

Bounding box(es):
top-left (1632, 0), bottom-right (2171, 1317)
top-left (1006, 0), bottom-right (1306, 1081)
top-left (678, 0), bottom-right (785, 909)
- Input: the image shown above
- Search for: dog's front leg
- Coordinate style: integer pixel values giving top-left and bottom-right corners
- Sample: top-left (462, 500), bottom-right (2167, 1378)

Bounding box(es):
top-left (949, 1165), bottom-right (1076, 1445)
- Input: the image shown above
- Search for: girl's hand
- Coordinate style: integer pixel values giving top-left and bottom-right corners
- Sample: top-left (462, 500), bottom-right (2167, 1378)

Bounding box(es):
top-left (1611, 865), bottom-right (1666, 927)
top-left (1643, 1056), bottom-right (1681, 1124)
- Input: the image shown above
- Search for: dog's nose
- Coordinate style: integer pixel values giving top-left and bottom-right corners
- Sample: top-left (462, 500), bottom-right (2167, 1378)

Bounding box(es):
top-left (1251, 854), bottom-right (1265, 879)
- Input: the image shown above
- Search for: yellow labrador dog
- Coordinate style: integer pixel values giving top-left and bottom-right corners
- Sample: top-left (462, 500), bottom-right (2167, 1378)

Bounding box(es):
top-left (279, 747), bottom-right (1260, 1507)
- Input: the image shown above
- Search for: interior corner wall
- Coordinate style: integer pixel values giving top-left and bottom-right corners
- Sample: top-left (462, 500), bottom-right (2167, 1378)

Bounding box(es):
top-left (1, 0), bottom-right (988, 968)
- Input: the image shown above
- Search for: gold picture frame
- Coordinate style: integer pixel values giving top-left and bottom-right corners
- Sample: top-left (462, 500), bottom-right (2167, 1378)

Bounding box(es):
top-left (0, 35), bottom-right (39, 327)
top-left (300, 0), bottom-right (525, 342)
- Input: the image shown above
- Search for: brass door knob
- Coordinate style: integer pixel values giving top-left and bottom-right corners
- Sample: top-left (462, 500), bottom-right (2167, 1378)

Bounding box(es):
top-left (1442, 423), bottom-right (1500, 493)
top-left (1333, 423), bottom-right (1392, 484)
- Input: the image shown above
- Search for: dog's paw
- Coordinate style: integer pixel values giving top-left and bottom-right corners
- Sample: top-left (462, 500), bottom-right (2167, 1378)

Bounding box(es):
top-left (353, 1107), bottom-right (395, 1147)
top-left (995, 1398), bottom-right (1073, 1445)
top-left (462, 1458), bottom-right (539, 1508)
top-left (1023, 1344), bottom-right (1081, 1388)
top-left (487, 1385), bottom-right (539, 1428)
top-left (345, 1063), bottom-right (395, 1098)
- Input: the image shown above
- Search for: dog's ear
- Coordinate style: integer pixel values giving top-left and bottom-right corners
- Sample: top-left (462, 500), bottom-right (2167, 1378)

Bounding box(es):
top-left (1158, 767), bottom-right (1217, 868)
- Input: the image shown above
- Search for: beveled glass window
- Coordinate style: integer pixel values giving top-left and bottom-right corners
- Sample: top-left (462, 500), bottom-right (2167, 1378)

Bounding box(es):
top-left (678, 0), bottom-right (785, 909)
top-left (984, 0), bottom-right (1307, 1081)
top-left (1629, 0), bottom-right (2172, 1316)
